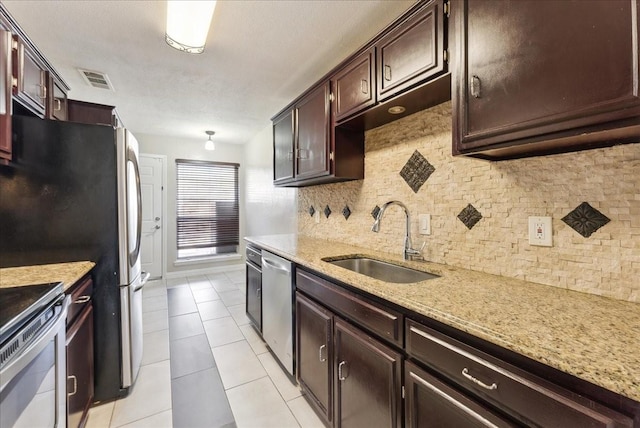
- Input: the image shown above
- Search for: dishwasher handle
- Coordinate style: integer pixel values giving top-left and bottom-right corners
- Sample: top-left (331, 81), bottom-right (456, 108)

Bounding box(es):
top-left (262, 258), bottom-right (291, 274)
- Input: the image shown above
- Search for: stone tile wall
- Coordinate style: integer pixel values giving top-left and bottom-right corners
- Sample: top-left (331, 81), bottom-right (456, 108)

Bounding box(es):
top-left (298, 102), bottom-right (640, 303)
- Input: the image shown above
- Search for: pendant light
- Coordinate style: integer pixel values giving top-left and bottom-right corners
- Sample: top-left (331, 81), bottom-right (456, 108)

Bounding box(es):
top-left (166, 1), bottom-right (217, 54)
top-left (204, 131), bottom-right (215, 151)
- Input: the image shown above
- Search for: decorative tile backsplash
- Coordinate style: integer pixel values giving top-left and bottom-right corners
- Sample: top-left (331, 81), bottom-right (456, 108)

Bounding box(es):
top-left (562, 202), bottom-right (611, 238)
top-left (298, 101), bottom-right (640, 303)
top-left (457, 204), bottom-right (482, 230)
top-left (400, 150), bottom-right (435, 193)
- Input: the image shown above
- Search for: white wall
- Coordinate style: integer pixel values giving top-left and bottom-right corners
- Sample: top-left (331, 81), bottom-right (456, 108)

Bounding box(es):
top-left (137, 133), bottom-right (245, 274)
top-left (243, 124), bottom-right (297, 237)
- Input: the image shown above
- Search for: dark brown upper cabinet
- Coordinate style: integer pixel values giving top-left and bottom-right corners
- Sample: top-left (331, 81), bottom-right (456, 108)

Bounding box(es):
top-left (295, 82), bottom-right (331, 181)
top-left (332, 48), bottom-right (375, 123)
top-left (376, 0), bottom-right (446, 101)
top-left (1, 4), bottom-right (69, 162)
top-left (451, 0), bottom-right (640, 160)
top-left (1, 28), bottom-right (11, 161)
top-left (273, 81), bottom-right (365, 187)
top-left (273, 109), bottom-right (295, 184)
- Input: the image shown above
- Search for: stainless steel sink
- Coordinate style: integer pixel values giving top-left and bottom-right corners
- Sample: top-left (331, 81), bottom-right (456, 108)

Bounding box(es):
top-left (324, 257), bottom-right (439, 284)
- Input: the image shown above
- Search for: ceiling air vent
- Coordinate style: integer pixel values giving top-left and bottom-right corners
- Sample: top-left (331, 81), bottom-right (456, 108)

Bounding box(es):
top-left (78, 69), bottom-right (114, 91)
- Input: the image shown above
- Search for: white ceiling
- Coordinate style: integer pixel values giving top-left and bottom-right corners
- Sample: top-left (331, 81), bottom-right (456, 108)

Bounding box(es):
top-left (3, 0), bottom-right (415, 145)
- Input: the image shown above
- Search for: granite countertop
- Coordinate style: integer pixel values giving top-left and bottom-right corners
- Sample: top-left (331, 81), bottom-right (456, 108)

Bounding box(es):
top-left (0, 261), bottom-right (95, 292)
top-left (245, 234), bottom-right (640, 402)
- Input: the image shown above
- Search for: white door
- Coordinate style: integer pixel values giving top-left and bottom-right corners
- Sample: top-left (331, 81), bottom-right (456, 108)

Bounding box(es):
top-left (140, 154), bottom-right (164, 279)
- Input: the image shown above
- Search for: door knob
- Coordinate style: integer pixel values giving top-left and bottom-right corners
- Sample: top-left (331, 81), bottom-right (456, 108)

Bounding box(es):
top-left (155, 217), bottom-right (161, 221)
top-left (154, 225), bottom-right (160, 230)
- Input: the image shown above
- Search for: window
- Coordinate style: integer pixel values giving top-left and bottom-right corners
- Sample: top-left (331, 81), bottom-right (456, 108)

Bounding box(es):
top-left (176, 159), bottom-right (239, 259)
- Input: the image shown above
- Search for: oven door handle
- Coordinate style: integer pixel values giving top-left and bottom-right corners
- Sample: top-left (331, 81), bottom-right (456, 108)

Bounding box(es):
top-left (0, 296), bottom-right (69, 393)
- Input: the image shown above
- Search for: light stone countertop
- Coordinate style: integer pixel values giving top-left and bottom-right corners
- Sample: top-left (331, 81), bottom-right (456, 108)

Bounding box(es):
top-left (245, 234), bottom-right (640, 403)
top-left (0, 261), bottom-right (95, 292)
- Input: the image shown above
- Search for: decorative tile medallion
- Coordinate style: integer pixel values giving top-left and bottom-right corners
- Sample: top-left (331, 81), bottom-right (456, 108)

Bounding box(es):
top-left (342, 206), bottom-right (351, 220)
top-left (371, 205), bottom-right (381, 219)
top-left (324, 205), bottom-right (332, 218)
top-left (399, 150), bottom-right (435, 193)
top-left (308, 206), bottom-right (315, 217)
top-left (457, 204), bottom-right (482, 230)
top-left (561, 202), bottom-right (610, 238)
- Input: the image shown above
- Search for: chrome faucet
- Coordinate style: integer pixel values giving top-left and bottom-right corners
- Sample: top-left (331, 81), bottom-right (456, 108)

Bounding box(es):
top-left (371, 201), bottom-right (424, 261)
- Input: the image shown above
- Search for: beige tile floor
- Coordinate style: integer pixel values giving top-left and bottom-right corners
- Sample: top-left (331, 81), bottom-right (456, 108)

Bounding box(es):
top-left (85, 269), bottom-right (324, 428)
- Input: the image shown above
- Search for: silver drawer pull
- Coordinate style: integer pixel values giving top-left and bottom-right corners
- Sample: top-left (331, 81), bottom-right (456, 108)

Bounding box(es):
top-left (74, 295), bottom-right (91, 304)
top-left (338, 361), bottom-right (348, 381)
top-left (68, 375), bottom-right (77, 396)
top-left (319, 344), bottom-right (326, 362)
top-left (462, 368), bottom-right (497, 391)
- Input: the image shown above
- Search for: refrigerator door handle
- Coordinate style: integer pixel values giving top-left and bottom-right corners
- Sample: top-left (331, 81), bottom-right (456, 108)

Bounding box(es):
top-left (127, 145), bottom-right (142, 268)
top-left (133, 272), bottom-right (150, 292)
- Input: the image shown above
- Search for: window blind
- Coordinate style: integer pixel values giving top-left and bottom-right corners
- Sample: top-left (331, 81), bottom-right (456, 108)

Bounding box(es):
top-left (176, 159), bottom-right (239, 252)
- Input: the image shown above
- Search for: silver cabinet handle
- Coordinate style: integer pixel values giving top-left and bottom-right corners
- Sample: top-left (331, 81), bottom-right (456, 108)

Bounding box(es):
top-left (470, 75), bottom-right (481, 98)
top-left (256, 288), bottom-right (261, 298)
top-left (361, 79), bottom-right (368, 94)
top-left (297, 148), bottom-right (309, 160)
top-left (384, 65), bottom-right (392, 81)
top-left (319, 344), bottom-right (326, 362)
top-left (54, 98), bottom-right (62, 111)
top-left (338, 361), bottom-right (348, 381)
top-left (37, 83), bottom-right (46, 99)
top-left (68, 375), bottom-right (77, 396)
top-left (462, 368), bottom-right (497, 391)
top-left (74, 295), bottom-right (91, 304)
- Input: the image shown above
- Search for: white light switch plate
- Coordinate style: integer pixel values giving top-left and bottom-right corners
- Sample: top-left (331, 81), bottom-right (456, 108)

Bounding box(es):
top-left (419, 214), bottom-right (431, 235)
top-left (528, 216), bottom-right (552, 246)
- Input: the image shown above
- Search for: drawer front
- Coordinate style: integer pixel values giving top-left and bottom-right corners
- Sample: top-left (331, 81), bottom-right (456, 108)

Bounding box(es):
top-left (296, 269), bottom-right (403, 347)
top-left (67, 275), bottom-right (93, 326)
top-left (246, 246), bottom-right (262, 266)
top-left (406, 320), bottom-right (632, 428)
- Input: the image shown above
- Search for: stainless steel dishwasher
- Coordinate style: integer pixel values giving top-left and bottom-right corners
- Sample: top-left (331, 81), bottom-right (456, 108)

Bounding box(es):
top-left (261, 250), bottom-right (294, 376)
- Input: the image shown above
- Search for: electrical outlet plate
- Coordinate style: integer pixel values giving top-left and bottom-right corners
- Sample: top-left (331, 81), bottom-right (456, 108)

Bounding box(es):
top-left (528, 216), bottom-right (552, 246)
top-left (419, 214), bottom-right (431, 235)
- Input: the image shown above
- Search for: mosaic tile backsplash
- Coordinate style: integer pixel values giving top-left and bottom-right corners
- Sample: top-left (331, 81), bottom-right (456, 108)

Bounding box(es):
top-left (298, 102), bottom-right (640, 303)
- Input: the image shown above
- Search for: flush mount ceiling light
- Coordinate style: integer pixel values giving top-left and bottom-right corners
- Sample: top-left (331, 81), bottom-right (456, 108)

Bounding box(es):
top-left (204, 130), bottom-right (215, 151)
top-left (166, 1), bottom-right (217, 54)
top-left (388, 106), bottom-right (406, 115)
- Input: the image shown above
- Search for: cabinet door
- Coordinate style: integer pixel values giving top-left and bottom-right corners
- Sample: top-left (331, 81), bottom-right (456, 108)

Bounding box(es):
top-left (12, 35), bottom-right (46, 116)
top-left (295, 82), bottom-right (331, 180)
top-left (296, 293), bottom-right (333, 424)
top-left (376, 0), bottom-right (446, 101)
top-left (333, 48), bottom-right (375, 122)
top-left (66, 305), bottom-right (95, 428)
top-left (272, 109), bottom-right (295, 184)
top-left (334, 318), bottom-right (402, 428)
top-left (0, 28), bottom-right (11, 161)
top-left (453, 0), bottom-right (640, 155)
top-left (47, 73), bottom-right (67, 121)
top-left (245, 262), bottom-right (262, 332)
top-left (405, 361), bottom-right (516, 428)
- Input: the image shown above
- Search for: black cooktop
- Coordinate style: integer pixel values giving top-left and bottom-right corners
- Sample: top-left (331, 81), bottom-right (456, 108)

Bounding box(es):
top-left (0, 282), bottom-right (63, 344)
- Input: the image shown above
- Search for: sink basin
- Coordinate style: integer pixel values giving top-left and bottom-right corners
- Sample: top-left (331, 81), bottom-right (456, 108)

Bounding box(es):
top-left (324, 257), bottom-right (439, 284)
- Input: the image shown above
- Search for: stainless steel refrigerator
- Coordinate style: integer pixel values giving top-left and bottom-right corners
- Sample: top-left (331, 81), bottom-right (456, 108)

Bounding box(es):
top-left (0, 115), bottom-right (147, 400)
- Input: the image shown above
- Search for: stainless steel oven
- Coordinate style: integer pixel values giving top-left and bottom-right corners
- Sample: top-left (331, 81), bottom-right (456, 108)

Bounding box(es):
top-left (0, 283), bottom-right (69, 428)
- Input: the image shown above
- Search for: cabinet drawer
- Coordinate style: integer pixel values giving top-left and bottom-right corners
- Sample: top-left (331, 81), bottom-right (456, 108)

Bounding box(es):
top-left (296, 269), bottom-right (403, 347)
top-left (406, 319), bottom-right (633, 428)
top-left (246, 245), bottom-right (262, 267)
top-left (67, 276), bottom-right (93, 326)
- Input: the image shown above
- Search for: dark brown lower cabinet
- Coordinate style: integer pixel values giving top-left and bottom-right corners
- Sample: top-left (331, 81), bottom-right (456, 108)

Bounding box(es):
top-left (405, 360), bottom-right (515, 428)
top-left (296, 293), bottom-right (333, 425)
top-left (296, 289), bottom-right (402, 428)
top-left (66, 304), bottom-right (94, 428)
top-left (334, 318), bottom-right (402, 428)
